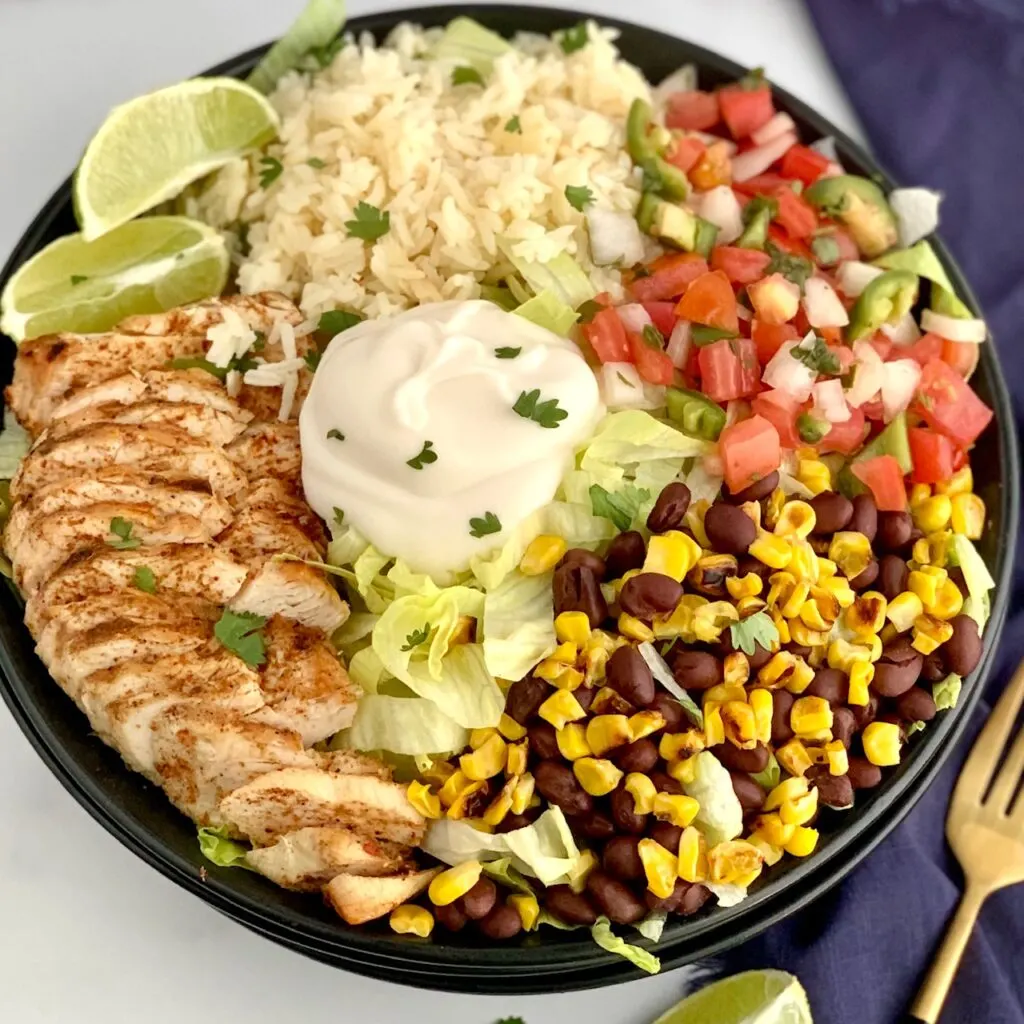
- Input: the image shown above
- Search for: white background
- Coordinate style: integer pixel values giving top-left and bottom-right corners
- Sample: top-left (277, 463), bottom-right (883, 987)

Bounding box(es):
top-left (0, 2), bottom-right (860, 1021)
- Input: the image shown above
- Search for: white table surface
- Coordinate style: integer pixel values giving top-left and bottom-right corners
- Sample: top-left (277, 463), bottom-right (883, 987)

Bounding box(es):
top-left (0, 2), bottom-right (861, 1020)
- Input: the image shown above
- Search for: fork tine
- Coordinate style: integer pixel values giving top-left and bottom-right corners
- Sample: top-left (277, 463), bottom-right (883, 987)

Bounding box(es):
top-left (987, 717), bottom-right (1024, 812)
top-left (954, 657), bottom-right (1024, 806)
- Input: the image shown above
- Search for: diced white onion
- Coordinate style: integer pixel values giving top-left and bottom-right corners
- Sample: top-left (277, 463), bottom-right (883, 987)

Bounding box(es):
top-left (880, 359), bottom-right (922, 422)
top-left (812, 379), bottom-right (851, 423)
top-left (599, 362), bottom-right (663, 410)
top-left (809, 136), bottom-right (841, 163)
top-left (653, 64), bottom-right (698, 113)
top-left (889, 187), bottom-right (942, 248)
top-left (844, 340), bottom-right (886, 408)
top-left (751, 112), bottom-right (797, 147)
top-left (880, 312), bottom-right (921, 347)
top-left (693, 185), bottom-right (744, 244)
top-left (725, 399), bottom-right (751, 427)
top-left (616, 303), bottom-right (652, 334)
top-left (836, 260), bottom-right (884, 298)
top-left (802, 277), bottom-right (850, 328)
top-left (731, 131), bottom-right (798, 182)
top-left (586, 208), bottom-right (647, 267)
top-left (920, 309), bottom-right (988, 343)
top-left (667, 320), bottom-right (692, 369)
top-left (762, 341), bottom-right (816, 402)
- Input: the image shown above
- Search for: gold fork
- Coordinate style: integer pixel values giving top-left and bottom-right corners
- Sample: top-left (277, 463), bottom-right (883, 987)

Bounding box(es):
top-left (911, 658), bottom-right (1024, 1022)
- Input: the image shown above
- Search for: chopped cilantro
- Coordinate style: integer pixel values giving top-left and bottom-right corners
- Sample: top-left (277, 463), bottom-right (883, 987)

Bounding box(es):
top-left (214, 609), bottom-right (267, 667)
top-left (589, 483), bottom-right (650, 532)
top-left (641, 323), bottom-right (665, 350)
top-left (494, 346), bottom-right (521, 359)
top-left (765, 242), bottom-right (814, 290)
top-left (317, 308), bottom-right (364, 338)
top-left (565, 184), bottom-right (595, 211)
top-left (258, 156), bottom-right (283, 189)
top-left (307, 157), bottom-right (327, 169)
top-left (513, 389), bottom-right (568, 429)
top-left (304, 349), bottom-right (322, 372)
top-left (504, 115), bottom-right (522, 134)
top-left (797, 412), bottom-right (830, 444)
top-left (333, 507), bottom-right (345, 527)
top-left (793, 333), bottom-right (841, 376)
top-left (70, 274), bottom-right (88, 285)
top-left (107, 517), bottom-right (141, 550)
top-left (691, 324), bottom-right (738, 347)
top-left (345, 201), bottom-right (390, 242)
top-left (452, 66), bottom-right (484, 87)
top-left (401, 625), bottom-right (435, 652)
top-left (729, 610), bottom-right (780, 656)
top-left (469, 512), bottom-right (502, 538)
top-left (326, 428), bottom-right (345, 441)
top-left (407, 440), bottom-right (438, 470)
top-left (132, 566), bottom-right (157, 594)
top-left (559, 22), bottom-right (589, 54)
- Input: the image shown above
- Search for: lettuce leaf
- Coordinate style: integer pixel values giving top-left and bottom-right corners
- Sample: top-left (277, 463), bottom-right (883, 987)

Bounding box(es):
top-left (427, 15), bottom-right (512, 71)
top-left (198, 826), bottom-right (253, 870)
top-left (515, 290), bottom-right (580, 337)
top-left (751, 752), bottom-right (781, 790)
top-left (497, 237), bottom-right (596, 311)
top-left (681, 751), bottom-right (744, 847)
top-left (482, 570), bottom-right (556, 681)
top-left (481, 857), bottom-right (536, 895)
top-left (347, 646), bottom-right (389, 694)
top-left (247, 0), bottom-right (348, 93)
top-left (348, 694), bottom-right (468, 754)
top-left (949, 534), bottom-right (995, 630)
top-left (0, 409), bottom-right (30, 480)
top-left (591, 917), bottom-right (661, 975)
top-left (706, 882), bottom-right (748, 908)
top-left (634, 910), bottom-right (668, 943)
top-left (933, 673), bottom-right (963, 711)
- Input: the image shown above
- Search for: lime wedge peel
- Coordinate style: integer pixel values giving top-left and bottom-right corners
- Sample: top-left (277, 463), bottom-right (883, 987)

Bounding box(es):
top-left (73, 77), bottom-right (280, 241)
top-left (0, 216), bottom-right (229, 342)
top-left (653, 969), bottom-right (813, 1024)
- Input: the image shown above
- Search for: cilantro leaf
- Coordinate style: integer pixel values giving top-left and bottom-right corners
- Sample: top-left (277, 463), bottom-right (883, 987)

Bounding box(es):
top-left (70, 274), bottom-right (88, 285)
top-left (407, 440), bottom-right (438, 470)
top-left (469, 511), bottom-right (502, 538)
top-left (214, 609), bottom-right (267, 667)
top-left (513, 389), bottom-right (569, 429)
top-left (576, 298), bottom-right (604, 324)
top-left (327, 428), bottom-right (345, 441)
top-left (691, 324), bottom-right (739, 346)
top-left (345, 201), bottom-right (390, 242)
top-left (132, 566), bottom-right (157, 594)
top-left (452, 66), bottom-right (484, 87)
top-left (765, 241), bottom-right (813, 290)
top-left (559, 22), bottom-right (589, 54)
top-left (740, 66), bottom-right (766, 91)
top-left (589, 483), bottom-right (651, 532)
top-left (792, 333), bottom-right (841, 376)
top-left (258, 156), bottom-right (284, 189)
top-left (401, 625), bottom-right (435, 652)
top-left (107, 517), bottom-right (141, 550)
top-left (504, 115), bottom-right (522, 134)
top-left (332, 507), bottom-right (345, 527)
top-left (729, 610), bottom-right (780, 656)
top-left (494, 346), bottom-right (521, 359)
top-left (641, 323), bottom-right (665, 350)
top-left (307, 157), bottom-right (326, 169)
top-left (565, 184), bottom-right (595, 212)
top-left (495, 1018), bottom-right (526, 1024)
top-left (304, 349), bottom-right (322, 372)
top-left (316, 308), bottom-right (364, 342)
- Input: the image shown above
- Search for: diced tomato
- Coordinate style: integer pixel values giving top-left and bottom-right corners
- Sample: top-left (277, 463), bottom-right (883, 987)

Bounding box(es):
top-left (629, 253), bottom-right (709, 303)
top-left (852, 455), bottom-right (907, 511)
top-left (780, 144), bottom-right (831, 187)
top-left (720, 414), bottom-right (782, 494)
top-left (819, 407), bottom-right (868, 455)
top-left (733, 173), bottom-right (792, 197)
top-left (711, 246), bottom-right (771, 285)
top-left (626, 331), bottom-right (675, 386)
top-left (941, 339), bottom-right (980, 379)
top-left (689, 140), bottom-right (733, 191)
top-left (773, 186), bottom-right (819, 239)
top-left (698, 337), bottom-right (760, 403)
top-left (767, 225), bottom-right (815, 262)
top-left (868, 334), bottom-right (893, 362)
top-left (718, 82), bottom-right (775, 139)
top-left (751, 318), bottom-right (799, 364)
top-left (860, 398), bottom-right (885, 421)
top-left (904, 332), bottom-right (945, 367)
top-left (665, 135), bottom-right (707, 173)
top-left (751, 389), bottom-right (803, 448)
top-left (583, 307), bottom-right (630, 363)
top-left (908, 428), bottom-right (958, 485)
top-left (675, 270), bottom-right (739, 332)
top-left (665, 90), bottom-right (720, 132)
top-left (913, 358), bottom-right (993, 447)
top-left (642, 301), bottom-right (677, 339)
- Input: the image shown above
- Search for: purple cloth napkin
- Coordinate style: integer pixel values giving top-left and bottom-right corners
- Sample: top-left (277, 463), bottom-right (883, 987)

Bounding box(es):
top-left (723, 2), bottom-right (1024, 1021)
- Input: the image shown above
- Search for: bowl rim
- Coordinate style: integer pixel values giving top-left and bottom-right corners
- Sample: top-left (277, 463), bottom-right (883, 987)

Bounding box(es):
top-left (0, 2), bottom-right (1018, 992)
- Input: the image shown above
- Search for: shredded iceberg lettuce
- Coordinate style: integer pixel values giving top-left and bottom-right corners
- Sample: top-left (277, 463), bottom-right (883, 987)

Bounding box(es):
top-left (348, 694), bottom-right (468, 754)
top-left (949, 534), bottom-right (995, 630)
top-left (514, 290), bottom-right (580, 337)
top-left (482, 570), bottom-right (556, 681)
top-left (198, 826), bottom-right (253, 870)
top-left (591, 917), bottom-right (661, 974)
top-left (0, 410), bottom-right (30, 480)
top-left (497, 237), bottom-right (597, 311)
top-left (681, 751), bottom-right (744, 847)
top-left (933, 673), bottom-right (963, 711)
top-left (427, 16), bottom-right (512, 71)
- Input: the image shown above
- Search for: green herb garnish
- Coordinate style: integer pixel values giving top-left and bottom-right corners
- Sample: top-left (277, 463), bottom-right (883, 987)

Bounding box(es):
top-left (559, 22), bottom-right (589, 54)
top-left (765, 241), bottom-right (814, 290)
top-left (258, 156), bottom-right (284, 189)
top-left (345, 201), bottom-right (390, 242)
top-left (797, 412), bottom-right (830, 444)
top-left (132, 566), bottom-right (157, 594)
top-left (740, 66), bottom-right (767, 90)
top-left (565, 184), bottom-right (595, 211)
top-left (70, 274), bottom-right (88, 285)
top-left (469, 512), bottom-right (502, 538)
top-left (304, 349), bottom-right (322, 372)
top-left (407, 440), bottom-right (438, 470)
top-left (317, 308), bottom-right (364, 338)
top-left (589, 483), bottom-right (650, 532)
top-left (307, 157), bottom-right (327, 169)
top-left (327, 428), bottom-right (345, 441)
top-left (729, 610), bottom-right (780, 656)
top-left (401, 625), bottom-right (435, 652)
top-left (504, 115), bottom-right (522, 134)
top-left (452, 66), bottom-right (485, 86)
top-left (691, 324), bottom-right (739, 346)
top-left (107, 517), bottom-right (141, 550)
top-left (792, 334), bottom-right (841, 376)
top-left (641, 323), bottom-right (665, 350)
top-left (214, 609), bottom-right (267, 667)
top-left (513, 389), bottom-right (568, 429)
top-left (333, 507), bottom-right (345, 527)
top-left (494, 346), bottom-right (521, 359)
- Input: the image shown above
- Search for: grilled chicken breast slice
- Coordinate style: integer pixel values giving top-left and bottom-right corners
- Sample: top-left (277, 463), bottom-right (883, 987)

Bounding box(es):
top-left (219, 768), bottom-right (425, 846)
top-left (316, 749), bottom-right (393, 778)
top-left (245, 827), bottom-right (408, 891)
top-left (117, 292), bottom-right (301, 337)
top-left (218, 510), bottom-right (323, 565)
top-left (47, 400), bottom-right (250, 447)
top-left (231, 560), bottom-right (348, 635)
top-left (325, 869), bottom-right (441, 927)
top-left (226, 422), bottom-right (302, 482)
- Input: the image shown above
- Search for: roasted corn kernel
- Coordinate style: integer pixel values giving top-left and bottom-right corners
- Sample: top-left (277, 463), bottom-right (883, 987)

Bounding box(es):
top-left (737, 595), bottom-right (768, 617)
top-left (791, 696), bottom-right (833, 737)
top-left (584, 645), bottom-right (610, 687)
top-left (498, 713), bottom-right (528, 742)
top-left (708, 840), bottom-right (765, 886)
top-left (740, 500), bottom-right (763, 529)
top-left (645, 531), bottom-right (702, 581)
top-left (914, 494), bottom-right (953, 534)
top-left (825, 739), bottom-right (850, 777)
top-left (797, 458), bottom-right (832, 496)
top-left (568, 849), bottom-right (599, 893)
top-left (819, 574), bottom-right (856, 608)
top-left (723, 651), bottom-right (751, 687)
top-left (780, 580), bottom-right (812, 620)
top-left (428, 861), bottom-right (483, 906)
top-left (776, 738), bottom-right (813, 777)
top-left (784, 826), bottom-right (819, 857)
top-left (936, 465), bottom-right (973, 496)
top-left (765, 776), bottom-right (809, 812)
top-left (754, 812), bottom-right (796, 848)
top-left (591, 686), bottom-right (635, 716)
top-left (774, 500), bottom-right (816, 539)
top-left (829, 531), bottom-right (872, 581)
top-left (439, 769), bottom-right (471, 808)
top-left (721, 700), bottom-right (758, 749)
top-left (727, 573), bottom-right (763, 600)
top-left (509, 893), bottom-right (540, 931)
top-left (653, 793), bottom-right (701, 828)
top-left (585, 714), bottom-right (631, 757)
top-left (847, 660), bottom-right (874, 706)
top-left (511, 773), bottom-right (535, 815)
top-left (688, 554), bottom-right (739, 599)
top-left (618, 612), bottom-right (655, 643)
top-left (639, 838), bottom-right (679, 898)
top-left (556, 723), bottom-right (591, 761)
top-left (686, 499), bottom-right (712, 549)
top-left (758, 651), bottom-right (796, 689)
top-left (750, 688), bottom-right (774, 745)
top-left (538, 689), bottom-right (586, 730)
top-left (460, 734), bottom-right (508, 780)
top-left (628, 710), bottom-right (667, 741)
top-left (419, 759), bottom-right (456, 788)
top-left (780, 786), bottom-right (819, 826)
top-left (886, 591), bottom-right (924, 632)
top-left (692, 600), bottom-right (739, 642)
top-left (909, 483), bottom-right (932, 509)
top-left (573, 757), bottom-right (624, 796)
top-left (549, 641), bottom-right (578, 665)
top-left (667, 754), bottom-right (701, 785)
top-left (447, 780), bottom-right (487, 819)
top-left (482, 779), bottom-right (515, 827)
top-left (703, 706), bottom-right (725, 747)
top-left (786, 657), bottom-right (815, 695)
top-left (772, 609), bottom-right (791, 645)
top-left (536, 660), bottom-right (584, 691)
top-left (469, 727), bottom-right (498, 749)
top-left (846, 592), bottom-right (887, 636)
top-left (788, 538), bottom-right (821, 585)
top-left (555, 611), bottom-right (592, 647)
top-left (789, 620), bottom-right (831, 649)
top-left (798, 597), bottom-right (830, 632)
top-left (827, 637), bottom-right (873, 673)
top-left (764, 487), bottom-right (786, 529)
top-left (749, 531), bottom-right (793, 569)
top-left (908, 568), bottom-right (943, 608)
top-left (520, 534), bottom-right (568, 575)
top-left (929, 578), bottom-right (964, 620)
top-left (912, 614), bottom-right (954, 655)
top-left (678, 826), bottom-right (709, 882)
top-left (951, 493), bottom-right (985, 539)
top-left (390, 904), bottom-right (434, 937)
top-left (862, 721), bottom-right (902, 766)
top-left (704, 683), bottom-right (747, 706)
top-left (625, 772), bottom-right (658, 815)
top-left (817, 557), bottom-right (838, 579)
top-left (407, 781), bottom-right (442, 819)
top-left (746, 832), bottom-right (784, 867)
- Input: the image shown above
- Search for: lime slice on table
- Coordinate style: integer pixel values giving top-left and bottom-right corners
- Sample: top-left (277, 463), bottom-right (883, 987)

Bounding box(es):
top-left (0, 216), bottom-right (228, 342)
top-left (73, 77), bottom-right (279, 240)
top-left (654, 970), bottom-right (813, 1024)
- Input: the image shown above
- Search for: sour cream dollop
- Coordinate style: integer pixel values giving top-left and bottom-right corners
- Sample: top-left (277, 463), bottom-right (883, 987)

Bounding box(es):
top-left (300, 300), bottom-right (604, 578)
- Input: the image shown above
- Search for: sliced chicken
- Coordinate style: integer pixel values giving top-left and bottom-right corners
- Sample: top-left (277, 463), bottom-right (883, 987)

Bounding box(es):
top-left (317, 749), bottom-right (393, 779)
top-left (218, 508), bottom-right (323, 566)
top-left (231, 559), bottom-right (347, 635)
top-left (236, 478), bottom-right (327, 545)
top-left (325, 869), bottom-right (441, 927)
top-left (150, 705), bottom-right (313, 825)
top-left (219, 768), bottom-right (425, 846)
top-left (226, 422), bottom-right (302, 482)
top-left (245, 827), bottom-right (408, 891)
top-left (117, 292), bottom-right (302, 337)
top-left (11, 423), bottom-right (248, 502)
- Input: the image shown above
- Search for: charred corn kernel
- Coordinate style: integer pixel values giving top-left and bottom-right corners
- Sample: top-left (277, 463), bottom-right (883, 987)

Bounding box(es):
top-left (721, 700), bottom-right (758, 749)
top-left (912, 614), bottom-right (954, 655)
top-left (407, 781), bottom-right (442, 819)
top-left (848, 661), bottom-right (874, 706)
top-left (886, 591), bottom-right (924, 632)
top-left (703, 683), bottom-right (747, 706)
top-left (629, 710), bottom-right (668, 741)
top-left (511, 773), bottom-right (535, 815)
top-left (817, 557), bottom-right (838, 580)
top-left (450, 615), bottom-right (476, 645)
top-left (776, 739), bottom-right (813, 777)
top-left (686, 499), bottom-right (712, 549)
top-left (784, 826), bottom-right (819, 857)
top-left (951, 493), bottom-right (985, 539)
top-left (754, 813), bottom-right (796, 848)
top-left (429, 861), bottom-right (482, 906)
top-left (536, 661), bottom-right (584, 691)
top-left (788, 621), bottom-right (829, 650)
top-left (498, 713), bottom-right (528, 742)
top-left (723, 651), bottom-right (751, 687)
top-left (556, 723), bottom-right (591, 761)
top-left (780, 580), bottom-right (811, 619)
top-left (625, 772), bottom-right (658, 815)
top-left (586, 714), bottom-right (632, 757)
top-left (509, 893), bottom-right (540, 931)
top-left (390, 904), bottom-right (434, 937)
top-left (638, 838), bottom-right (679, 899)
top-left (692, 600), bottom-right (739, 642)
top-left (788, 539), bottom-right (820, 584)
top-left (653, 793), bottom-right (701, 828)
top-left (787, 658), bottom-right (816, 696)
top-left (667, 754), bottom-right (702, 786)
top-left (820, 575), bottom-right (856, 609)
top-left (797, 458), bottom-right (832, 495)
top-left (827, 637), bottom-right (872, 673)
top-left (749, 530), bottom-right (793, 569)
top-left (908, 569), bottom-right (942, 608)
top-left (592, 686), bottom-right (634, 716)
top-left (774, 500), bottom-right (816, 539)
top-left (653, 598), bottom-right (697, 641)
top-left (929, 578), bottom-right (964, 620)
top-left (708, 840), bottom-right (765, 886)
top-left (798, 598), bottom-right (830, 631)
top-left (765, 776), bottom-right (809, 812)
top-left (573, 757), bottom-right (624, 797)
top-left (538, 689), bottom-right (586, 730)
top-left (749, 689), bottom-right (774, 745)
top-left (846, 592), bottom-right (888, 637)
top-left (914, 494), bottom-right (953, 534)
top-left (758, 651), bottom-right (796, 688)
top-left (766, 571), bottom-right (795, 611)
top-left (460, 734), bottom-right (508, 781)
top-left (519, 534), bottom-right (567, 575)
top-left (727, 573), bottom-right (763, 600)
top-left (863, 721), bottom-right (902, 766)
top-left (678, 826), bottom-right (709, 882)
top-left (825, 739), bottom-right (850, 776)
top-left (772, 610), bottom-right (791, 645)
top-left (568, 849), bottom-right (599, 894)
top-left (936, 465), bottom-right (973, 496)
top-left (659, 731), bottom-right (701, 762)
top-left (447, 780), bottom-right (487, 819)
top-left (439, 770), bottom-right (470, 808)
top-left (909, 483), bottom-right (932, 509)
top-left (791, 696), bottom-right (833, 736)
top-left (737, 596), bottom-right (768, 618)
top-left (555, 611), bottom-right (592, 647)
top-left (618, 612), bottom-right (655, 643)
top-left (420, 760), bottom-right (457, 789)
top-left (505, 739), bottom-right (529, 776)
top-left (913, 532), bottom-right (951, 568)
top-left (550, 641), bottom-right (578, 664)
top-left (703, 706), bottom-right (725, 747)
top-left (584, 646), bottom-right (610, 687)
top-left (780, 786), bottom-right (819, 826)
top-left (645, 530), bottom-right (702, 581)
top-left (740, 500), bottom-right (763, 529)
top-left (829, 531), bottom-right (872, 581)
top-left (764, 487), bottom-right (787, 529)
top-left (469, 727), bottom-right (499, 749)
top-left (747, 833), bottom-right (784, 867)
top-left (482, 779), bottom-right (515, 827)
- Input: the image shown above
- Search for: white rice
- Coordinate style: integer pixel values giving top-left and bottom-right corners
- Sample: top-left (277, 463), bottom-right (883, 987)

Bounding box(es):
top-left (189, 20), bottom-right (652, 320)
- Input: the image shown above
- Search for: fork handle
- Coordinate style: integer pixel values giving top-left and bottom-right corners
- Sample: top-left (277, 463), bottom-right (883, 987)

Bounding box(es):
top-left (910, 884), bottom-right (989, 1023)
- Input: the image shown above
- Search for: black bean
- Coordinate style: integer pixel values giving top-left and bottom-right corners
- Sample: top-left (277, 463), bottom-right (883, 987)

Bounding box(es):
top-left (728, 470), bottom-right (779, 503)
top-left (650, 691), bottom-right (687, 732)
top-left (672, 650), bottom-right (722, 690)
top-left (877, 511), bottom-right (913, 552)
top-left (850, 559), bottom-right (880, 591)
top-left (478, 903), bottom-right (522, 939)
top-left (720, 628), bottom-right (773, 669)
top-left (460, 878), bottom-right (498, 920)
top-left (704, 503), bottom-right (757, 554)
top-left (771, 689), bottom-right (796, 745)
top-left (574, 684), bottom-right (596, 713)
top-left (649, 821), bottom-right (683, 854)
top-left (619, 572), bottom-right (685, 620)
top-left (494, 811), bottom-right (538, 834)
top-left (535, 760), bottom-right (593, 816)
top-left (872, 656), bottom-right (923, 698)
top-left (882, 636), bottom-right (919, 664)
top-left (807, 766), bottom-right (854, 809)
top-left (712, 742), bottom-right (770, 774)
top-left (921, 650), bottom-right (947, 682)
top-left (831, 707), bottom-right (857, 749)
top-left (810, 492), bottom-right (853, 534)
top-left (945, 615), bottom-right (983, 677)
top-left (528, 723), bottom-right (560, 761)
top-left (607, 645), bottom-right (656, 707)
top-left (553, 562), bottom-right (608, 628)
top-left (613, 738), bottom-right (660, 773)
top-left (604, 531), bottom-right (647, 580)
top-left (730, 771), bottom-right (766, 813)
top-left (645, 878), bottom-right (690, 913)
top-left (433, 900), bottom-right (469, 931)
top-left (647, 482), bottom-right (692, 533)
top-left (807, 668), bottom-right (848, 706)
top-left (602, 837), bottom-right (644, 881)
top-left (896, 686), bottom-right (938, 723)
top-left (679, 883), bottom-right (712, 916)
top-left (788, 644), bottom-right (812, 661)
top-left (558, 548), bottom-right (607, 579)
top-left (567, 810), bottom-right (617, 841)
top-left (586, 869), bottom-right (647, 925)
top-left (850, 695), bottom-right (879, 731)
top-left (848, 493), bottom-right (878, 542)
top-left (506, 676), bottom-right (549, 724)
top-left (649, 771), bottom-right (683, 795)
top-left (847, 756), bottom-right (883, 790)
top-left (878, 554), bottom-right (909, 601)
top-left (544, 886), bottom-right (598, 926)
top-left (610, 785), bottom-right (647, 833)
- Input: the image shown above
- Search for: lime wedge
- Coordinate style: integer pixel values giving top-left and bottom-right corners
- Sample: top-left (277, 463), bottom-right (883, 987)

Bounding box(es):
top-left (74, 77), bottom-right (279, 240)
top-left (654, 970), bottom-right (813, 1024)
top-left (0, 216), bottom-right (228, 342)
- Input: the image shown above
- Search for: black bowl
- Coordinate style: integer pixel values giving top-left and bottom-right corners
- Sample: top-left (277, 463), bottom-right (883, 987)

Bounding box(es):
top-left (0, 3), bottom-right (1017, 993)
